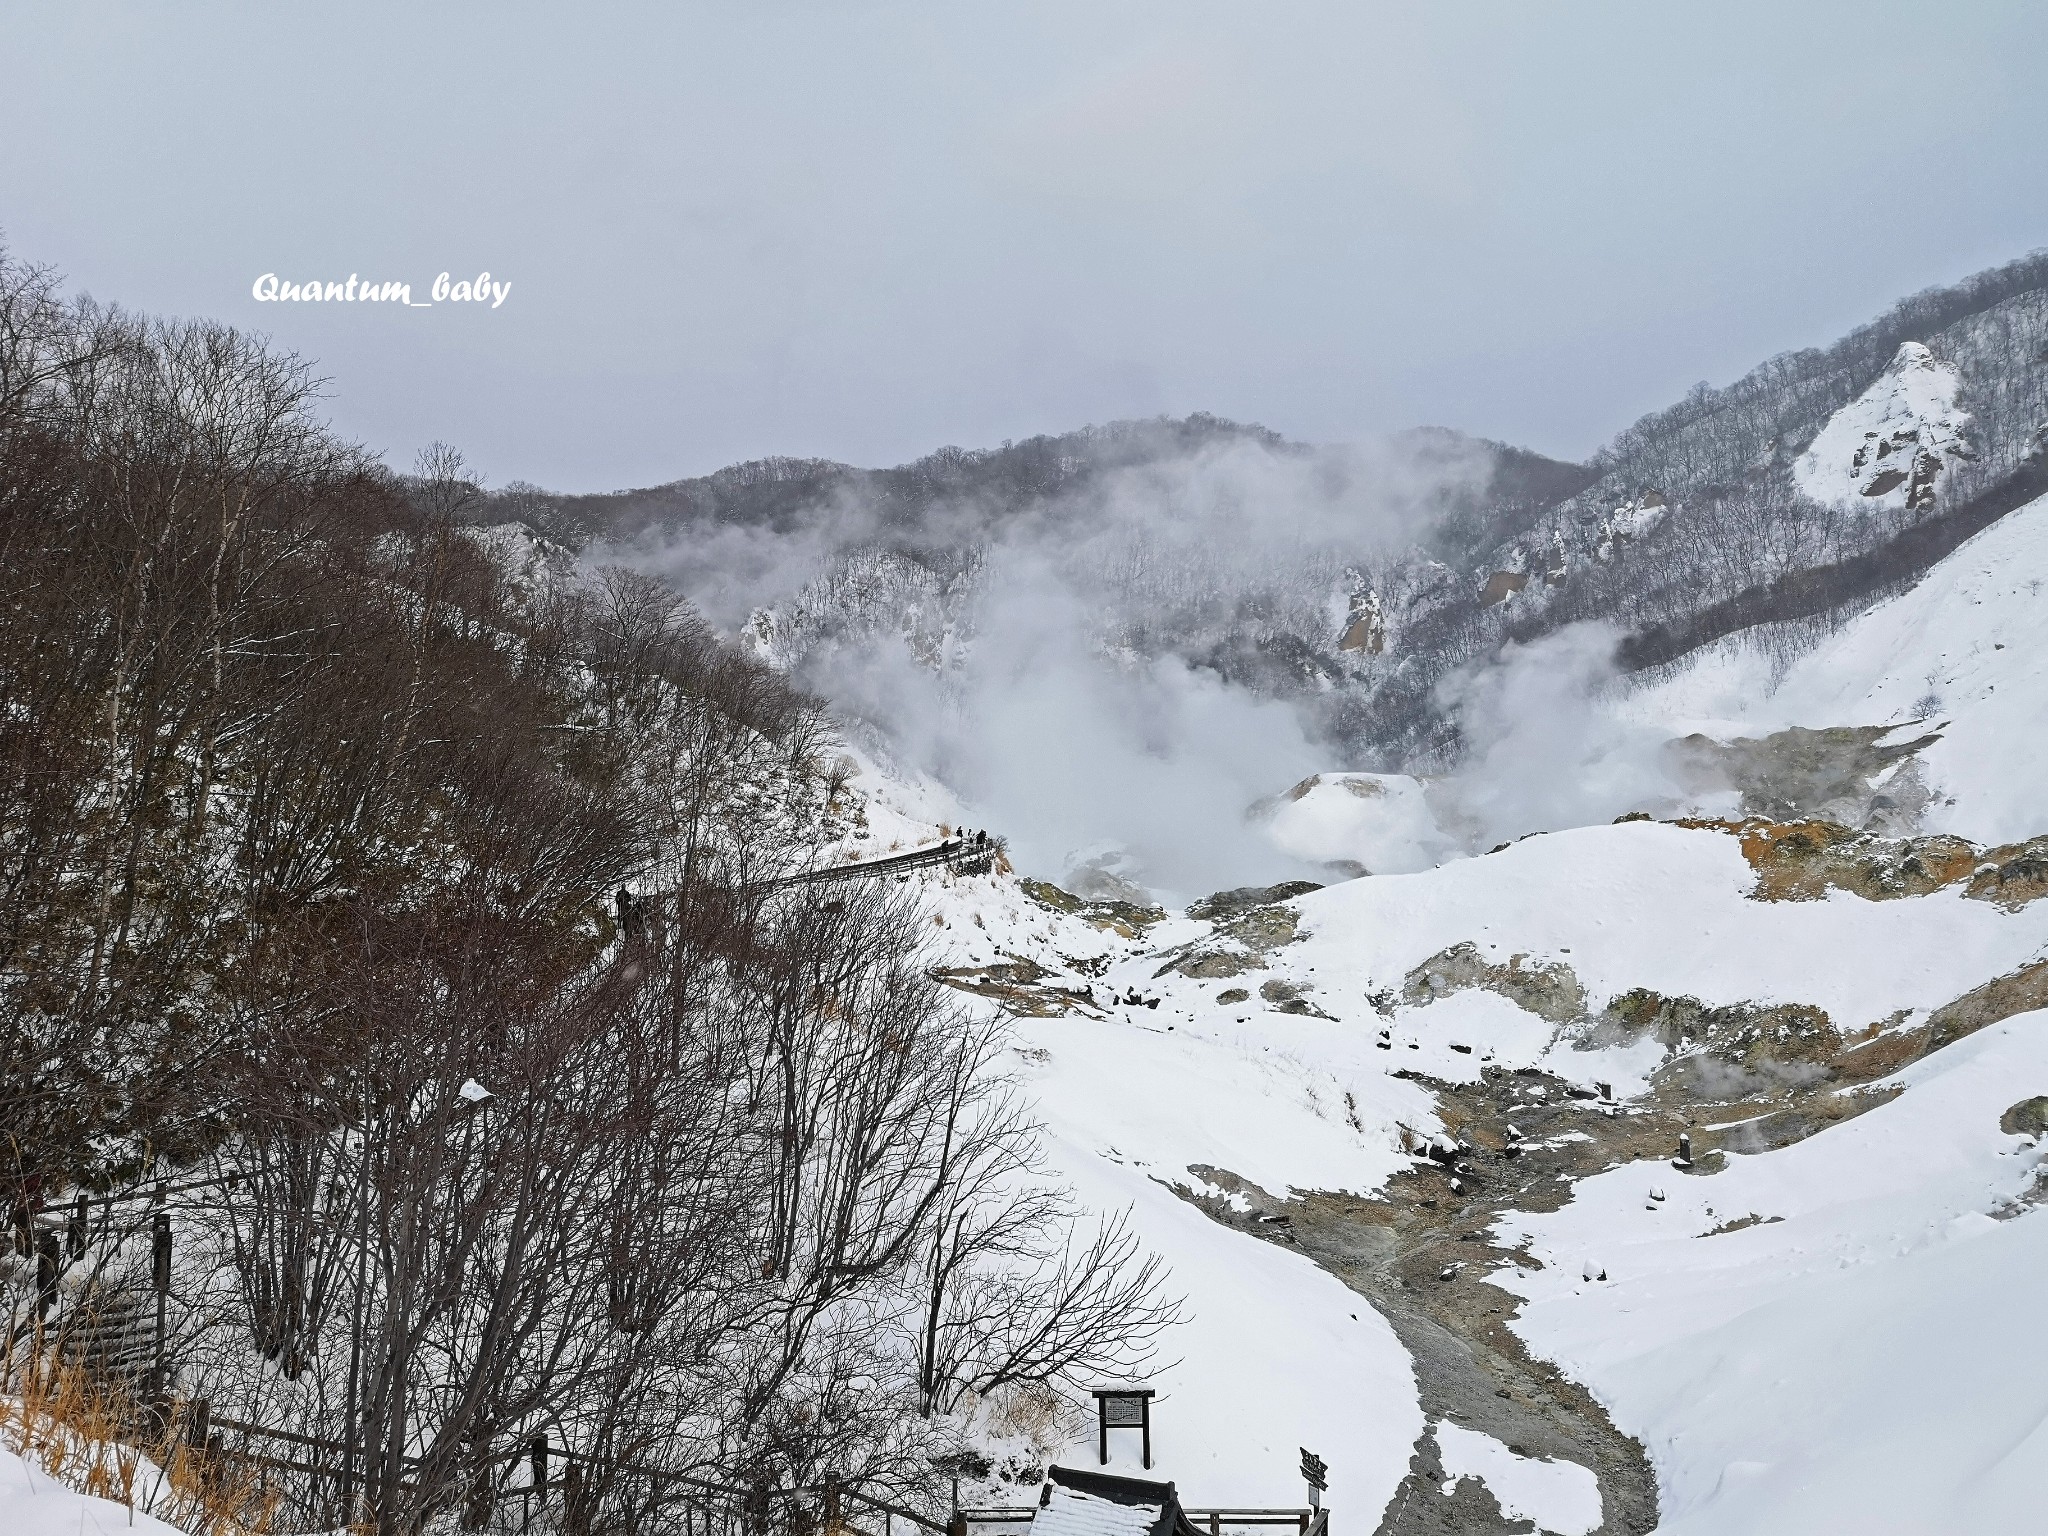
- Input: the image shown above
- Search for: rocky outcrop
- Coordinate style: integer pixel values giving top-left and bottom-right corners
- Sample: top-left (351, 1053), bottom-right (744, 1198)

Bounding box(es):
top-left (1921, 959), bottom-right (2048, 1053)
top-left (1968, 836), bottom-right (2048, 909)
top-left (1157, 887), bottom-right (1313, 979)
top-left (1186, 880), bottom-right (1323, 922)
top-left (1683, 817), bottom-right (2048, 907)
top-left (2002, 1096), bottom-right (2048, 1137)
top-left (1479, 569), bottom-right (1529, 606)
top-left (1259, 978), bottom-right (1334, 1018)
top-left (1793, 341), bottom-right (1973, 514)
top-left (1167, 948), bottom-right (1267, 980)
top-left (1401, 943), bottom-right (1586, 1023)
top-left (1019, 878), bottom-right (1165, 938)
top-left (1588, 989), bottom-right (1842, 1097)
top-left (931, 957), bottom-right (1102, 1016)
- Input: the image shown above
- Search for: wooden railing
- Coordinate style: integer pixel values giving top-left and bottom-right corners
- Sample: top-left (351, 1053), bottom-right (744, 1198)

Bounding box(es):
top-left (1187, 1509), bottom-right (1329, 1536)
top-left (776, 838), bottom-right (989, 887)
top-left (959, 1507), bottom-right (1328, 1536)
top-left (177, 1397), bottom-right (1322, 1536)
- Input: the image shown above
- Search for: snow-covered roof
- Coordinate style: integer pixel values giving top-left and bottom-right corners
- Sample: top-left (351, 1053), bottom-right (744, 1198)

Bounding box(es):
top-left (1032, 1468), bottom-right (1192, 1536)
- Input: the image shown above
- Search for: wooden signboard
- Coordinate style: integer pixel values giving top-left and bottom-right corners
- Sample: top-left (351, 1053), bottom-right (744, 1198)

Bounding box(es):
top-left (1300, 1448), bottom-right (1326, 1507)
top-left (1101, 1396), bottom-right (1147, 1428)
top-left (1092, 1388), bottom-right (1156, 1468)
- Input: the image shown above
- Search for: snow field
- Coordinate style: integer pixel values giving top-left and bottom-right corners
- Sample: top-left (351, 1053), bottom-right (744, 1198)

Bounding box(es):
top-left (1492, 1009), bottom-right (2048, 1535)
top-left (1282, 821), bottom-right (2048, 1032)
top-left (892, 802), bottom-right (2048, 1519)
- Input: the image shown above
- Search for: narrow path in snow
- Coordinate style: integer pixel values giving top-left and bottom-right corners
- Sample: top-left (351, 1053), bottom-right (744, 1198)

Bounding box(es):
top-left (1173, 1161), bottom-right (1658, 1536)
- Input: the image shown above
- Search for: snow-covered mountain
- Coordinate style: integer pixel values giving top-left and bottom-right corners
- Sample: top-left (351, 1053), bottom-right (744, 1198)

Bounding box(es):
top-left (434, 252), bottom-right (2048, 1534)
top-left (505, 252), bottom-right (2048, 782)
top-left (822, 468), bottom-right (2048, 1532)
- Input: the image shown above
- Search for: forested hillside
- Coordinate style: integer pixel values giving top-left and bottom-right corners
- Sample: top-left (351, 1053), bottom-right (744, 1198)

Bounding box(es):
top-left (0, 250), bottom-right (1169, 1535)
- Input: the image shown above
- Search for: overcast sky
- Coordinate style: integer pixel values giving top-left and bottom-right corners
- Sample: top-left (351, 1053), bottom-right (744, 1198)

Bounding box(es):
top-left (7, 1), bottom-right (2046, 491)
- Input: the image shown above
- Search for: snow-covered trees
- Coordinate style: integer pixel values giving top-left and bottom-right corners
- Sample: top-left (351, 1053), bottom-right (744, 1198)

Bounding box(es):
top-left (0, 248), bottom-right (1175, 1534)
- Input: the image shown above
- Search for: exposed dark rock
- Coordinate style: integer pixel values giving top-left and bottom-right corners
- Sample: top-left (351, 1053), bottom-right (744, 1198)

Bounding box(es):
top-left (1261, 977), bottom-right (1336, 1019)
top-left (1679, 817), bottom-right (2048, 909)
top-left (1163, 949), bottom-right (1265, 980)
top-left (1157, 898), bottom-right (1309, 980)
top-left (1588, 989), bottom-right (1841, 1098)
top-left (2000, 1096), bottom-right (2048, 1137)
top-left (1187, 880), bottom-right (1324, 922)
top-left (1921, 960), bottom-right (2048, 1054)
top-left (1018, 878), bottom-right (1165, 938)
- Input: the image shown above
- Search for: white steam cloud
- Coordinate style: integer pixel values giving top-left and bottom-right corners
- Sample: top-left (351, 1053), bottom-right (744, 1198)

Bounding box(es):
top-left (613, 429), bottom-right (1699, 903)
top-left (810, 541), bottom-right (1332, 903)
top-left (1431, 622), bottom-right (1689, 850)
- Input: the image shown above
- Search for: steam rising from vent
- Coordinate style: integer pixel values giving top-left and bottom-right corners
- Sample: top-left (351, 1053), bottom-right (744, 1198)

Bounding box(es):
top-left (614, 425), bottom-right (1691, 900)
top-left (810, 542), bottom-right (1333, 902)
top-left (1432, 623), bottom-right (1686, 851)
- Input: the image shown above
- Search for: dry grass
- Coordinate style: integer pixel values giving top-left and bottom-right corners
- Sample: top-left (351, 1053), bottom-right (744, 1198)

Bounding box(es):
top-left (1, 1335), bottom-right (280, 1535)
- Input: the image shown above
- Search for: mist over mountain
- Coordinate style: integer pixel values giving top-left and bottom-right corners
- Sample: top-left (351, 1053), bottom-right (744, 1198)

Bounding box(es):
top-left (479, 251), bottom-right (2048, 897)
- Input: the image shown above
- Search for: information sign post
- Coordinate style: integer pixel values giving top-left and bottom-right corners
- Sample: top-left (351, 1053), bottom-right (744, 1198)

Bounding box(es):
top-left (1092, 1389), bottom-right (1157, 1469)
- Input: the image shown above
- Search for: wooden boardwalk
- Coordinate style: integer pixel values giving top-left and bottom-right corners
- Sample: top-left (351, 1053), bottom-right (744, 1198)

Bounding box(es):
top-left (776, 837), bottom-right (994, 887)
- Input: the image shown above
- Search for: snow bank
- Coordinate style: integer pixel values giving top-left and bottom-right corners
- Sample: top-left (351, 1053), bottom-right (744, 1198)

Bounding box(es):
top-left (0, 1444), bottom-right (185, 1536)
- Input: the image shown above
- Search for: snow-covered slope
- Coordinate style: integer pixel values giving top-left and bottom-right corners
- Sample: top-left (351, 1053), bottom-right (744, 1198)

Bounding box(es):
top-left (1284, 822), bottom-right (2047, 1038)
top-left (879, 778), bottom-right (2048, 1530)
top-left (848, 762), bottom-right (1425, 1511)
top-left (1497, 1013), bottom-right (2048, 1534)
top-left (1629, 488), bottom-right (2048, 843)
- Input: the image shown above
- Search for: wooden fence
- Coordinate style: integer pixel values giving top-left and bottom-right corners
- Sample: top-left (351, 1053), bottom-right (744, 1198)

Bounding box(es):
top-left (178, 1403), bottom-right (955, 1536)
top-left (178, 1405), bottom-right (1328, 1536)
